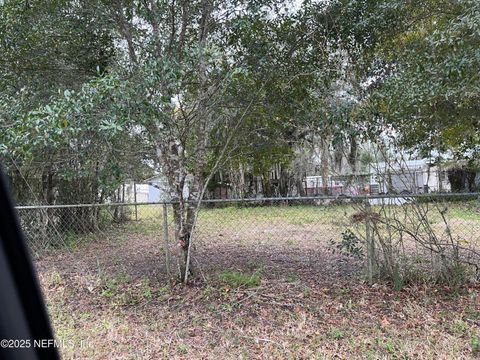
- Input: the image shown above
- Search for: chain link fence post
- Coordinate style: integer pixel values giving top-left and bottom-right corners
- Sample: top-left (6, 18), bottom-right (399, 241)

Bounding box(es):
top-left (365, 200), bottom-right (374, 284)
top-left (134, 181), bottom-right (138, 221)
top-left (162, 203), bottom-right (171, 278)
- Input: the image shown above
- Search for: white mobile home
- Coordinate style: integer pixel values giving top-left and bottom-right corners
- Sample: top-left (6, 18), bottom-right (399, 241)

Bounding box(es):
top-left (369, 159), bottom-right (451, 194)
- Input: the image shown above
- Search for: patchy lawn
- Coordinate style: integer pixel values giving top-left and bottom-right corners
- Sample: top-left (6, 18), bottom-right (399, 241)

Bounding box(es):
top-left (35, 204), bottom-right (480, 359)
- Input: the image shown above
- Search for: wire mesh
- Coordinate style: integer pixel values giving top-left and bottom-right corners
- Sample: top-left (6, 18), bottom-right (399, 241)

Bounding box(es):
top-left (15, 194), bottom-right (480, 281)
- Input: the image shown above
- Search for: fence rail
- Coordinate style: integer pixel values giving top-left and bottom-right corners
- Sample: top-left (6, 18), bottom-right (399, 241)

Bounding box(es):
top-left (14, 192), bottom-right (480, 209)
top-left (16, 193), bottom-right (480, 284)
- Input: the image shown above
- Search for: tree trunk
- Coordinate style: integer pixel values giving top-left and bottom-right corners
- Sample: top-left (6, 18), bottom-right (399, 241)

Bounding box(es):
top-left (157, 138), bottom-right (200, 280)
top-left (320, 138), bottom-right (329, 195)
top-left (171, 199), bottom-right (195, 279)
top-left (348, 135), bottom-right (358, 174)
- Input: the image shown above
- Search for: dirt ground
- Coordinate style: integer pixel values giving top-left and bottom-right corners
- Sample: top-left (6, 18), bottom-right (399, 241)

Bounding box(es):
top-left (35, 213), bottom-right (480, 359)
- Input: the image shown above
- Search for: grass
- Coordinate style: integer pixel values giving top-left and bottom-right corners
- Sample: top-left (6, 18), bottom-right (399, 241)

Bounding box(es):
top-left (124, 220), bottom-right (162, 236)
top-left (41, 268), bottom-right (480, 359)
top-left (329, 327), bottom-right (345, 340)
top-left (196, 204), bottom-right (355, 227)
top-left (449, 206), bottom-right (480, 221)
top-left (451, 319), bottom-right (469, 335)
top-left (48, 202), bottom-right (480, 251)
top-left (218, 270), bottom-right (261, 288)
top-left (471, 333), bottom-right (480, 355)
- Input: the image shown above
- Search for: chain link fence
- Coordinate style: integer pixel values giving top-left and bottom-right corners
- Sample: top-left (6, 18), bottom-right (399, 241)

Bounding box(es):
top-left (15, 194), bottom-right (480, 284)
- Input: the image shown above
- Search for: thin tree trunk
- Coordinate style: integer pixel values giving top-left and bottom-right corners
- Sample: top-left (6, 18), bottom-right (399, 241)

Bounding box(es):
top-left (320, 138), bottom-right (330, 195)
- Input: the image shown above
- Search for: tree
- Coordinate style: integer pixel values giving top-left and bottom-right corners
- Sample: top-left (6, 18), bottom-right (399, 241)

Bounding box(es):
top-left (86, 0), bottom-right (347, 280)
top-left (0, 0), bottom-right (118, 205)
top-left (374, 0), bottom-right (480, 161)
top-left (3, 0), bottom-right (414, 282)
top-left (329, 0), bottom-right (480, 164)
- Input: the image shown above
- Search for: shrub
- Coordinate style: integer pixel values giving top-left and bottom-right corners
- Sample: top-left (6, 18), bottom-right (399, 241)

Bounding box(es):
top-left (328, 229), bottom-right (364, 260)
